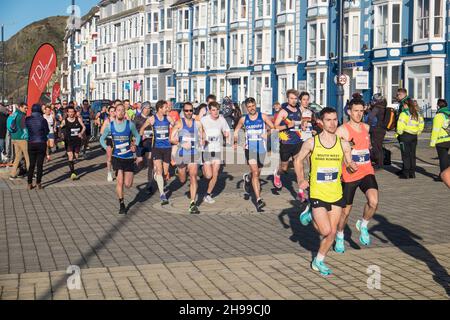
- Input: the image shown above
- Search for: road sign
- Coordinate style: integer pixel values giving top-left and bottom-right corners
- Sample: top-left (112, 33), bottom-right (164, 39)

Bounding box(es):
top-left (337, 74), bottom-right (347, 85)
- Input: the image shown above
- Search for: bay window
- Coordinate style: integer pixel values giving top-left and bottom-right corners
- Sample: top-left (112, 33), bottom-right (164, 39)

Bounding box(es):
top-left (375, 2), bottom-right (401, 47)
top-left (415, 0), bottom-right (443, 40)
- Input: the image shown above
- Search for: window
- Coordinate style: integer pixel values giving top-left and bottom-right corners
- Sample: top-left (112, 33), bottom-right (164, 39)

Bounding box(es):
top-left (177, 44), bottom-right (182, 70)
top-left (256, 0), bottom-right (271, 18)
top-left (307, 70), bottom-right (327, 106)
top-left (256, 33), bottom-right (263, 63)
top-left (220, 38), bottom-right (225, 67)
top-left (308, 21), bottom-right (326, 59)
top-left (391, 65), bottom-right (401, 103)
top-left (146, 44), bottom-right (151, 67)
top-left (241, 0), bottom-right (247, 18)
top-left (167, 9), bottom-right (173, 29)
top-left (287, 29), bottom-right (293, 59)
top-left (239, 34), bottom-right (246, 65)
top-left (166, 40), bottom-right (171, 65)
top-left (415, 0), bottom-right (443, 40)
top-left (212, 38), bottom-right (218, 68)
top-left (200, 41), bottom-right (206, 68)
top-left (375, 3), bottom-right (400, 47)
top-left (194, 41), bottom-right (199, 69)
top-left (152, 43), bottom-right (158, 67)
top-left (344, 13), bottom-right (361, 54)
top-left (220, 0), bottom-right (226, 23)
top-left (141, 16), bottom-right (144, 36)
top-left (103, 56), bottom-right (107, 73)
top-left (147, 13), bottom-right (151, 33)
top-left (184, 10), bottom-right (189, 30)
top-left (194, 6), bottom-right (200, 28)
top-left (160, 41), bottom-right (164, 65)
top-left (152, 77), bottom-right (157, 101)
top-left (112, 52), bottom-right (116, 72)
top-left (212, 0), bottom-right (218, 25)
top-left (160, 9), bottom-right (165, 30)
top-left (153, 12), bottom-right (158, 33)
top-left (231, 34), bottom-right (238, 66)
top-left (278, 30), bottom-right (285, 61)
top-left (375, 66), bottom-right (388, 96)
top-left (183, 43), bottom-right (189, 71)
top-left (140, 47), bottom-right (144, 68)
top-left (308, 24), bottom-right (317, 59)
top-left (135, 17), bottom-right (138, 37)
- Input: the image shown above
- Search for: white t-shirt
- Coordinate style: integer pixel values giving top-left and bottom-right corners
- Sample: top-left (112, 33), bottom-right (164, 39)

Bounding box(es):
top-left (201, 115), bottom-right (230, 153)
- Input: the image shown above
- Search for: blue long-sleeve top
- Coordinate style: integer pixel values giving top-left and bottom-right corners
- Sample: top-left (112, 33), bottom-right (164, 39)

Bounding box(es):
top-left (100, 120), bottom-right (141, 156)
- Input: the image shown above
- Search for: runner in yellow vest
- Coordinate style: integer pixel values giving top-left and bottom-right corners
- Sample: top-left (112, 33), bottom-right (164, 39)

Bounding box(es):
top-left (296, 107), bottom-right (357, 276)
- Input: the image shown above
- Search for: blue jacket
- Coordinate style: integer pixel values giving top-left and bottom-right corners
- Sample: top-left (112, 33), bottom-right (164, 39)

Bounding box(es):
top-left (26, 107), bottom-right (49, 144)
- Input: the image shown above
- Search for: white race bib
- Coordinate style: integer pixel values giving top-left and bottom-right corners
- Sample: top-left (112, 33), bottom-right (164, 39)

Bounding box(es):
top-left (316, 167), bottom-right (339, 183)
top-left (351, 149), bottom-right (370, 164)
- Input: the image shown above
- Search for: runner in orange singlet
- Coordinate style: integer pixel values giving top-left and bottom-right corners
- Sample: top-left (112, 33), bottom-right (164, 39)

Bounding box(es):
top-left (334, 98), bottom-right (379, 253)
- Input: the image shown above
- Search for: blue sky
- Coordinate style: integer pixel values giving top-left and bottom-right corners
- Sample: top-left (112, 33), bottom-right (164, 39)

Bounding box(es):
top-left (1, 0), bottom-right (100, 40)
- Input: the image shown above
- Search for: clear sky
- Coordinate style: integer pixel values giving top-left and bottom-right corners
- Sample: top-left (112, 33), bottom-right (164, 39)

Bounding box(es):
top-left (0, 0), bottom-right (100, 40)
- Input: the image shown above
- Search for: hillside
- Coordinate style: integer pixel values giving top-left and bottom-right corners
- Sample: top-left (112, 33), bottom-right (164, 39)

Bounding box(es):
top-left (3, 15), bottom-right (68, 104)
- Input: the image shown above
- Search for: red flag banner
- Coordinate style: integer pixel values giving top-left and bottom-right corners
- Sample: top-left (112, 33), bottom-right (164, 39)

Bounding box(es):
top-left (51, 82), bottom-right (61, 104)
top-left (26, 43), bottom-right (57, 115)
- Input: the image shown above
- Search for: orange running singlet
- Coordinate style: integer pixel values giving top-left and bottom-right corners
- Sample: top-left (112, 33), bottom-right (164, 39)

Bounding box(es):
top-left (342, 123), bottom-right (375, 183)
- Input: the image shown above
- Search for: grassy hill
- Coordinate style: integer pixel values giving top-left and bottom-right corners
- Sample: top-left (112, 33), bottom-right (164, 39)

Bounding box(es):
top-left (3, 15), bottom-right (68, 104)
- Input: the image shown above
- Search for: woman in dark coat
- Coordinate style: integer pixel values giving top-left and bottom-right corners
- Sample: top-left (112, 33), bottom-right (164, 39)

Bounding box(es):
top-left (26, 104), bottom-right (49, 189)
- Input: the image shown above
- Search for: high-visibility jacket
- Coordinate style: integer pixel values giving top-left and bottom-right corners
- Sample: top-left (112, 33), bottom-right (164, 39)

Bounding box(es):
top-left (396, 111), bottom-right (424, 137)
top-left (430, 111), bottom-right (450, 147)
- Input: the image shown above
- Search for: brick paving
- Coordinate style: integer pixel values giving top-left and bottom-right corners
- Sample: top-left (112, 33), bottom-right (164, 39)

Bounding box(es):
top-left (0, 136), bottom-right (449, 300)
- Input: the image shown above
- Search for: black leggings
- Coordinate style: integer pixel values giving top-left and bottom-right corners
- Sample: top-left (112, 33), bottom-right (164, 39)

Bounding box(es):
top-left (28, 143), bottom-right (47, 184)
top-left (398, 133), bottom-right (418, 176)
top-left (436, 142), bottom-right (450, 173)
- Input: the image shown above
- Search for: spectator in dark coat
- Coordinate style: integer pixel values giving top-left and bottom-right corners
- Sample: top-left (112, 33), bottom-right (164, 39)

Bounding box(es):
top-left (368, 94), bottom-right (388, 170)
top-left (25, 104), bottom-right (49, 190)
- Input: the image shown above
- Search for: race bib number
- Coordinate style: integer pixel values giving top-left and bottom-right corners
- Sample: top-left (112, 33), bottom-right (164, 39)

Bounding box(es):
top-left (156, 128), bottom-right (168, 140)
top-left (115, 142), bottom-right (130, 155)
top-left (352, 149), bottom-right (370, 164)
top-left (247, 129), bottom-right (263, 141)
top-left (143, 130), bottom-right (153, 139)
top-left (316, 167), bottom-right (339, 183)
top-left (70, 128), bottom-right (80, 137)
top-left (291, 121), bottom-right (301, 131)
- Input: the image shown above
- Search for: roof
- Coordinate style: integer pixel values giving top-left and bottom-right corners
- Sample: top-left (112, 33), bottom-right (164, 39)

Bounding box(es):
top-left (172, 0), bottom-right (194, 7)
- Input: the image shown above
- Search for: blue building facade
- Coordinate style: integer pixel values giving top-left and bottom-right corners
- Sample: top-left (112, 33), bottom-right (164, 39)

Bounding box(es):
top-left (170, 0), bottom-right (449, 114)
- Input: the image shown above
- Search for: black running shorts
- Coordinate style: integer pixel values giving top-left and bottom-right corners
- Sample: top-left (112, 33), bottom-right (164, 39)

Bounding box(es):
top-left (280, 143), bottom-right (302, 162)
top-left (342, 174), bottom-right (378, 205)
top-left (245, 149), bottom-right (266, 169)
top-left (310, 197), bottom-right (346, 211)
top-left (152, 147), bottom-right (171, 163)
top-left (112, 157), bottom-right (136, 173)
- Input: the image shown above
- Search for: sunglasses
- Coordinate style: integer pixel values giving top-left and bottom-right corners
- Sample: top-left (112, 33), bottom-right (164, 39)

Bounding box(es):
top-left (184, 109), bottom-right (193, 113)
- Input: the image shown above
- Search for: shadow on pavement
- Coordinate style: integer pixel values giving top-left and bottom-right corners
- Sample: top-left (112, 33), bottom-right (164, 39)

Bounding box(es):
top-left (370, 214), bottom-right (450, 297)
top-left (37, 181), bottom-right (154, 300)
top-left (278, 200), bottom-right (320, 260)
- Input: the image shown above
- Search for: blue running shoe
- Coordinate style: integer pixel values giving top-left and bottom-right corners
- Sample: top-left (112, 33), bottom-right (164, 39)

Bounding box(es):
top-left (334, 234), bottom-right (345, 253)
top-left (299, 204), bottom-right (312, 226)
top-left (356, 219), bottom-right (371, 246)
top-left (311, 258), bottom-right (332, 276)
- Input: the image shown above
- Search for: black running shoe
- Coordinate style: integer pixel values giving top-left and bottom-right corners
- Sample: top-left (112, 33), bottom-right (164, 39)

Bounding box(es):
top-left (257, 199), bottom-right (266, 211)
top-left (243, 173), bottom-right (251, 194)
top-left (119, 203), bottom-right (127, 215)
top-left (189, 202), bottom-right (200, 214)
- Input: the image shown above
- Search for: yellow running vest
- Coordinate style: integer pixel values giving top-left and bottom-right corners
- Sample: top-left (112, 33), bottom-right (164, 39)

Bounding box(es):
top-left (310, 135), bottom-right (344, 203)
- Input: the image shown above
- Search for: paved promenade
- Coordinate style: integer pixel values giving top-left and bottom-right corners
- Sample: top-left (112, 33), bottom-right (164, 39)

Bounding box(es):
top-left (0, 136), bottom-right (449, 300)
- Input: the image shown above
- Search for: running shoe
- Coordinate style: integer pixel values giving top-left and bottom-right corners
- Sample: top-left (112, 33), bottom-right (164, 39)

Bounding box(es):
top-left (107, 171), bottom-right (113, 182)
top-left (160, 193), bottom-right (169, 205)
top-left (256, 198), bottom-right (266, 211)
top-left (119, 203), bottom-right (127, 215)
top-left (189, 202), bottom-right (200, 214)
top-left (9, 176), bottom-right (18, 181)
top-left (70, 173), bottom-right (78, 180)
top-left (311, 258), bottom-right (333, 276)
top-left (273, 170), bottom-right (282, 189)
top-left (299, 204), bottom-right (312, 226)
top-left (356, 220), bottom-right (371, 246)
top-left (334, 234), bottom-right (345, 253)
top-left (243, 173), bottom-right (251, 195)
top-left (203, 195), bottom-right (215, 204)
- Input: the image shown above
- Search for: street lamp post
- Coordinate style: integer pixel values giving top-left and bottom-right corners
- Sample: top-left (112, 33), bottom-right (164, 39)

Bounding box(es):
top-left (1, 24), bottom-right (5, 103)
top-left (336, 0), bottom-right (345, 124)
top-left (70, 0), bottom-right (76, 103)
